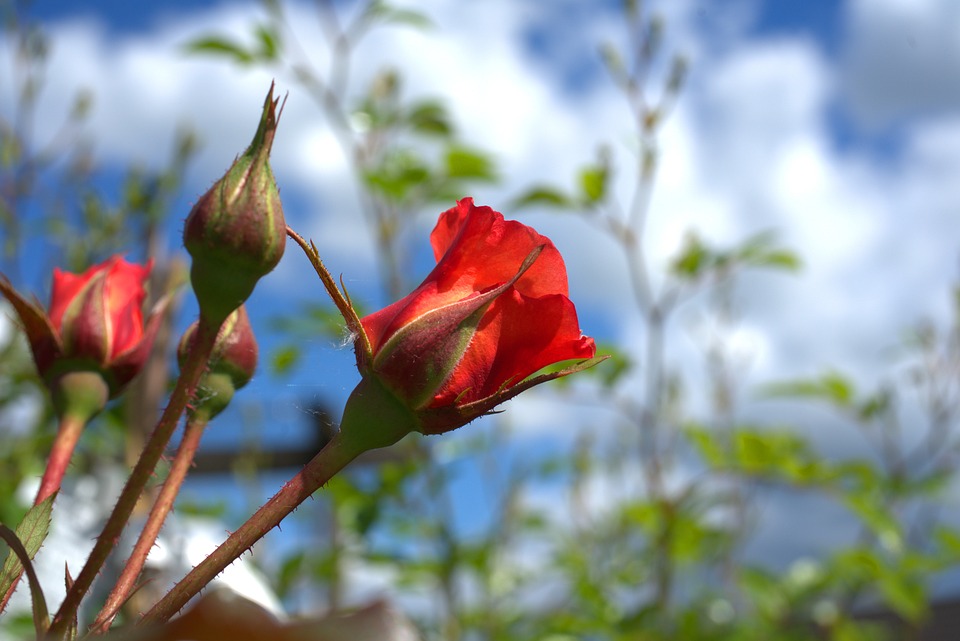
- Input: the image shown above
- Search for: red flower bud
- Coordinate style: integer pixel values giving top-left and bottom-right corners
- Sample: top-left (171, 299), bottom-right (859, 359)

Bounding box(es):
top-left (340, 198), bottom-right (603, 443)
top-left (179, 305), bottom-right (258, 388)
top-left (0, 256), bottom-right (164, 401)
top-left (183, 84), bottom-right (286, 325)
top-left (178, 305), bottom-right (259, 420)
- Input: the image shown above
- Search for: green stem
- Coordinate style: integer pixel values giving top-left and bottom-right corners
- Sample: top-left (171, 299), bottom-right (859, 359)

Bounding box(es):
top-left (87, 412), bottom-right (212, 635)
top-left (46, 318), bottom-right (222, 639)
top-left (138, 429), bottom-right (364, 625)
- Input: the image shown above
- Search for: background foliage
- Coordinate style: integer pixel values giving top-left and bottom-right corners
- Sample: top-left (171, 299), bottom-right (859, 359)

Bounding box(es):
top-left (2, 1), bottom-right (960, 640)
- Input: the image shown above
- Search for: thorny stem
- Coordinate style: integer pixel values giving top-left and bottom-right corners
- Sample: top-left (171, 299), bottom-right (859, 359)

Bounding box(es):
top-left (34, 414), bottom-right (85, 507)
top-left (286, 226), bottom-right (372, 361)
top-left (0, 413), bottom-right (89, 614)
top-left (138, 429), bottom-right (365, 625)
top-left (88, 412), bottom-right (212, 635)
top-left (47, 318), bottom-right (222, 639)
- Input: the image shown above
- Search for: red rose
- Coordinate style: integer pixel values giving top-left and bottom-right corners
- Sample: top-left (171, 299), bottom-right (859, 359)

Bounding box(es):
top-left (0, 256), bottom-right (163, 398)
top-left (353, 198), bottom-right (598, 436)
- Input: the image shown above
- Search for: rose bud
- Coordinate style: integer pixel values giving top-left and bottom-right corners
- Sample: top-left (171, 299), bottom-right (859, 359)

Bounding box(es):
top-left (0, 256), bottom-right (164, 418)
top-left (178, 305), bottom-right (258, 420)
top-left (183, 84), bottom-right (286, 326)
top-left (338, 198), bottom-right (605, 451)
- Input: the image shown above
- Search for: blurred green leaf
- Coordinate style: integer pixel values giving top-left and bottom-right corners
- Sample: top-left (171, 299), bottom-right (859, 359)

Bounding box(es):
top-left (736, 231), bottom-right (801, 272)
top-left (254, 24), bottom-right (281, 61)
top-left (935, 527), bottom-right (960, 560)
top-left (174, 500), bottom-right (228, 519)
top-left (670, 233), bottom-right (709, 279)
top-left (725, 428), bottom-right (826, 484)
top-left (599, 42), bottom-right (626, 81)
top-left (888, 469), bottom-right (951, 500)
top-left (365, 1), bottom-right (434, 30)
top-left (843, 494), bottom-right (903, 553)
top-left (275, 551), bottom-right (306, 599)
top-left (685, 424), bottom-right (727, 468)
top-left (761, 371), bottom-right (855, 409)
top-left (271, 345), bottom-right (300, 376)
top-left (670, 230), bottom-right (799, 282)
top-left (738, 567), bottom-right (786, 619)
top-left (405, 101), bottom-right (452, 136)
top-left (444, 146), bottom-right (496, 182)
top-left (183, 35), bottom-right (255, 64)
top-left (579, 165), bottom-right (607, 203)
top-left (856, 390), bottom-right (891, 422)
top-left (511, 186), bottom-right (575, 210)
top-left (363, 149), bottom-right (431, 201)
top-left (877, 572), bottom-right (926, 623)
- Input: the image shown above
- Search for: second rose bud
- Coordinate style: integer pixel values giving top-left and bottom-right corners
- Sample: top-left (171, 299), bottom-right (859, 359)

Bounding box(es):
top-left (178, 306), bottom-right (258, 421)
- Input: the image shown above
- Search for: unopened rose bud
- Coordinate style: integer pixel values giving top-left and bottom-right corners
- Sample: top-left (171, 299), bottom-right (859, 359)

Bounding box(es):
top-left (0, 255), bottom-right (164, 412)
top-left (179, 305), bottom-right (258, 420)
top-left (183, 84), bottom-right (286, 326)
top-left (337, 199), bottom-right (603, 451)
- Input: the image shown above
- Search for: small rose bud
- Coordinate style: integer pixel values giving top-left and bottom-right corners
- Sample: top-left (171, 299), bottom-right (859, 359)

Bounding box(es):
top-left (178, 305), bottom-right (258, 420)
top-left (183, 84), bottom-right (286, 326)
top-left (0, 256), bottom-right (164, 413)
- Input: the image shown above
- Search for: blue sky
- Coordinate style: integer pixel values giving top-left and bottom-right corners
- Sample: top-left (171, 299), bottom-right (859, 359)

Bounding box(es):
top-left (3, 0), bottom-right (960, 618)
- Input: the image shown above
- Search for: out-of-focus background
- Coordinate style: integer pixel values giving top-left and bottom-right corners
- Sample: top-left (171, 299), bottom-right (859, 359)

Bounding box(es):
top-left (2, 1), bottom-right (960, 639)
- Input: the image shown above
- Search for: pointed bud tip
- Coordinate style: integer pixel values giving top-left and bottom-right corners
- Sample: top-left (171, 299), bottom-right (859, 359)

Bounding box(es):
top-left (248, 81), bottom-right (286, 160)
top-left (184, 84), bottom-right (288, 323)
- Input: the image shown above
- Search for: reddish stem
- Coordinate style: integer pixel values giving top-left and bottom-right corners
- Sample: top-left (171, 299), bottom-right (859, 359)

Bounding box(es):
top-left (46, 318), bottom-right (222, 639)
top-left (138, 430), bottom-right (364, 625)
top-left (35, 414), bottom-right (86, 505)
top-left (88, 412), bottom-right (211, 634)
top-left (0, 413), bottom-right (89, 614)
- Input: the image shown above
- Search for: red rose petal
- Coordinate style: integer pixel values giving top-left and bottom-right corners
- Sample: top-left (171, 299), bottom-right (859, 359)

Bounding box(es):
top-left (432, 288), bottom-right (594, 407)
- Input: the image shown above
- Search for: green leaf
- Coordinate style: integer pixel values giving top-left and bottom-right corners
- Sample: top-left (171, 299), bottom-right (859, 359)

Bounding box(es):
top-left (599, 43), bottom-right (626, 81)
top-left (728, 429), bottom-right (823, 483)
top-left (878, 572), bottom-right (926, 623)
top-left (511, 186), bottom-right (574, 210)
top-left (270, 345), bottom-right (300, 376)
top-left (593, 343), bottom-right (632, 386)
top-left (253, 24), bottom-right (281, 61)
top-left (761, 370), bottom-right (855, 408)
top-left (366, 1), bottom-right (434, 29)
top-left (738, 567), bottom-right (786, 619)
top-left (579, 165), bottom-right (607, 203)
top-left (174, 500), bottom-right (228, 519)
top-left (275, 551), bottom-right (306, 599)
top-left (0, 507), bottom-right (53, 635)
top-left (0, 495), bottom-right (54, 600)
top-left (857, 390), bottom-right (890, 421)
top-left (406, 101), bottom-right (452, 136)
top-left (684, 424), bottom-right (727, 468)
top-left (755, 249), bottom-right (801, 271)
top-left (736, 231), bottom-right (801, 272)
top-left (934, 527), bottom-right (960, 559)
top-left (670, 233), bottom-right (710, 279)
top-left (183, 36), bottom-right (255, 64)
top-left (843, 494), bottom-right (903, 553)
top-left (444, 146), bottom-right (496, 181)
